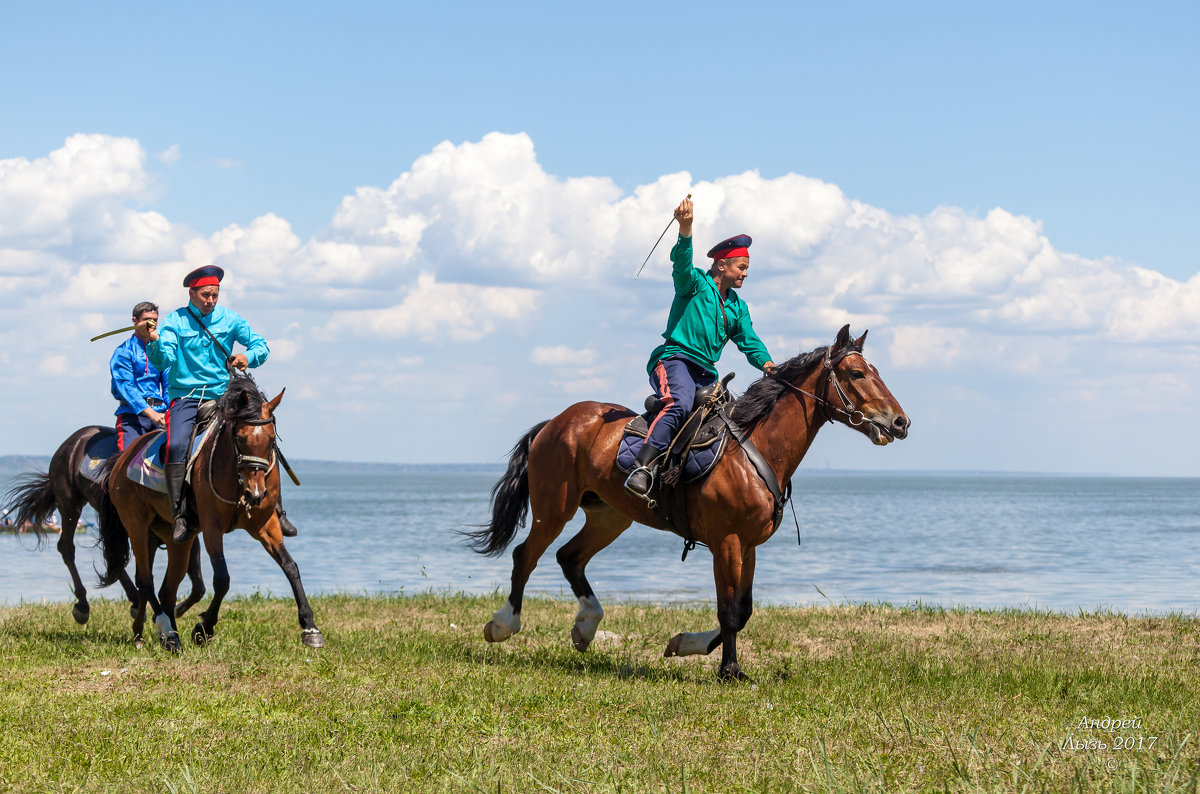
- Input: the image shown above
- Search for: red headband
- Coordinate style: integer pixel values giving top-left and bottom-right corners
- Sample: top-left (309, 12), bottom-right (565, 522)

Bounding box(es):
top-left (713, 247), bottom-right (749, 261)
top-left (189, 276), bottom-right (221, 288)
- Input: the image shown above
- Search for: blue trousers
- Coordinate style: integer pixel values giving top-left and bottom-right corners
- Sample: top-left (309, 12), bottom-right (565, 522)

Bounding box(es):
top-left (165, 398), bottom-right (202, 465)
top-left (115, 412), bottom-right (157, 452)
top-left (645, 356), bottom-right (716, 452)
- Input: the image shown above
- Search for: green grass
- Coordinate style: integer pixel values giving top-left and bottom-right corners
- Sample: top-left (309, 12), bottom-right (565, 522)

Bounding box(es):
top-left (1, 593), bottom-right (1198, 793)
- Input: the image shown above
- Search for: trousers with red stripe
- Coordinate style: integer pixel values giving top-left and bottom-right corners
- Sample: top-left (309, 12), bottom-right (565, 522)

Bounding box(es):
top-left (645, 355), bottom-right (716, 452)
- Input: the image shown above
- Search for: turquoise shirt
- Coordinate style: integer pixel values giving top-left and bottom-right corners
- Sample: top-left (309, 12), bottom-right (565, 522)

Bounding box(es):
top-left (147, 304), bottom-right (269, 400)
top-left (646, 235), bottom-right (772, 375)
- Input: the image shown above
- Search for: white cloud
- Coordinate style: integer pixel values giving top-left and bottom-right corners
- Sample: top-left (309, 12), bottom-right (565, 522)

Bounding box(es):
top-left (38, 354), bottom-right (68, 375)
top-left (156, 144), bottom-right (181, 166)
top-left (324, 272), bottom-right (538, 342)
top-left (267, 337), bottom-right (302, 363)
top-left (212, 157), bottom-right (241, 170)
top-left (531, 345), bottom-right (596, 366)
top-left (4, 130), bottom-right (1200, 472)
top-left (888, 325), bottom-right (966, 369)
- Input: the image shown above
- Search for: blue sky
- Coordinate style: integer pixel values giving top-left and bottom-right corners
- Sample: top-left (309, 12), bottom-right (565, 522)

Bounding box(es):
top-left (2, 2), bottom-right (1198, 474)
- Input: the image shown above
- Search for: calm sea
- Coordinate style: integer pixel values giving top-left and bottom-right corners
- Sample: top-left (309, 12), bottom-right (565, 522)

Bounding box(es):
top-left (2, 468), bottom-right (1198, 615)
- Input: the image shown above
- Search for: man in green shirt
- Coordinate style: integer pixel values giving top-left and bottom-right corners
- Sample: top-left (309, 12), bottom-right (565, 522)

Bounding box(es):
top-left (625, 197), bottom-right (777, 500)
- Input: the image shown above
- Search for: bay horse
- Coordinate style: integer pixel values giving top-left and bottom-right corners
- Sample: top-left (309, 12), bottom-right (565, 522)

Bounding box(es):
top-left (2, 425), bottom-right (204, 625)
top-left (97, 377), bottom-right (323, 651)
top-left (467, 325), bottom-right (909, 681)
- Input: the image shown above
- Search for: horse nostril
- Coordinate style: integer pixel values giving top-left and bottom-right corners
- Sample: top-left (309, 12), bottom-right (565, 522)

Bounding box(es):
top-left (893, 415), bottom-right (910, 435)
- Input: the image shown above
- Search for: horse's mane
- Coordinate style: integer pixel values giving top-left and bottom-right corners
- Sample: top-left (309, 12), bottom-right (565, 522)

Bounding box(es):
top-left (217, 375), bottom-right (265, 423)
top-left (730, 333), bottom-right (859, 429)
top-left (730, 347), bottom-right (827, 428)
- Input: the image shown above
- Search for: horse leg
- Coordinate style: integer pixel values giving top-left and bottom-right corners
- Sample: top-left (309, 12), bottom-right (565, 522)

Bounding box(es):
top-left (154, 539), bottom-right (192, 652)
top-left (55, 506), bottom-right (91, 625)
top-left (131, 534), bottom-right (156, 644)
top-left (484, 479), bottom-right (578, 644)
top-left (712, 541), bottom-right (756, 682)
top-left (252, 516), bottom-right (324, 648)
top-left (174, 537), bottom-right (206, 618)
top-left (194, 529), bottom-right (230, 646)
top-left (663, 543), bottom-right (758, 664)
top-left (555, 503), bottom-right (631, 652)
top-left (131, 527), bottom-right (179, 651)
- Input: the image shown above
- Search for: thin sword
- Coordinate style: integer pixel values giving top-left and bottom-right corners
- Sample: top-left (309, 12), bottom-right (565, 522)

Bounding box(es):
top-left (634, 193), bottom-right (691, 279)
top-left (89, 325), bottom-right (136, 342)
top-left (89, 319), bottom-right (155, 342)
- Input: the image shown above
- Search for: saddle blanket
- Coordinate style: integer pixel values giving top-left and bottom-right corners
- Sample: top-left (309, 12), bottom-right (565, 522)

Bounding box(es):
top-left (78, 428), bottom-right (119, 485)
top-left (126, 424), bottom-right (216, 494)
top-left (615, 415), bottom-right (728, 484)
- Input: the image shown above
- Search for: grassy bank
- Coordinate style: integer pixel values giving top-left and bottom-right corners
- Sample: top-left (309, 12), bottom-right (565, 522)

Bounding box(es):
top-left (1, 593), bottom-right (1198, 793)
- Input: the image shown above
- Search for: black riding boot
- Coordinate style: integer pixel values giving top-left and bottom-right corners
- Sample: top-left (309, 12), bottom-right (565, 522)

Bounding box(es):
top-left (623, 443), bottom-right (661, 501)
top-left (165, 462), bottom-right (196, 544)
top-left (275, 493), bottom-right (298, 538)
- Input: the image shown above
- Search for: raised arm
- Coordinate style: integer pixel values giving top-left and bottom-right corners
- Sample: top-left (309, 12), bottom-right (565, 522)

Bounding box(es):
top-left (669, 197), bottom-right (702, 295)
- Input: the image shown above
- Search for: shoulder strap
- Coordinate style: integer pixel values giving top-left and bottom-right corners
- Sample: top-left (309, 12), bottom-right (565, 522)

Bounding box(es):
top-left (718, 404), bottom-right (787, 531)
top-left (186, 306), bottom-right (233, 363)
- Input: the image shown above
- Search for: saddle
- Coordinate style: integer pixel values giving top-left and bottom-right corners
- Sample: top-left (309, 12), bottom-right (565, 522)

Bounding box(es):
top-left (126, 407), bottom-right (218, 494)
top-left (615, 376), bottom-right (733, 487)
top-left (616, 372), bottom-right (790, 560)
top-left (78, 428), bottom-right (119, 485)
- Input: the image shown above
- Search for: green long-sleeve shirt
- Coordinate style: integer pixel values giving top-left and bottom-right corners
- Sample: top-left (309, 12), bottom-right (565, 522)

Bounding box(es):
top-left (646, 235), bottom-right (772, 376)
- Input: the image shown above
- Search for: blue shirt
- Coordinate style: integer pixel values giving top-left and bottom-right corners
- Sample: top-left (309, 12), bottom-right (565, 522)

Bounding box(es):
top-left (147, 304), bottom-right (270, 400)
top-left (110, 335), bottom-right (169, 416)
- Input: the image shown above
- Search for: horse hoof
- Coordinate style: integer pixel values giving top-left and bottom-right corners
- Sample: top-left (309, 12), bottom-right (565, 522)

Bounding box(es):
top-left (483, 621), bottom-right (511, 643)
top-left (301, 628), bottom-right (325, 648)
top-left (664, 633), bottom-right (685, 658)
top-left (72, 604), bottom-right (90, 626)
top-left (192, 623), bottom-right (211, 646)
top-left (718, 666), bottom-right (755, 685)
top-left (161, 631), bottom-right (182, 654)
top-left (571, 625), bottom-right (592, 653)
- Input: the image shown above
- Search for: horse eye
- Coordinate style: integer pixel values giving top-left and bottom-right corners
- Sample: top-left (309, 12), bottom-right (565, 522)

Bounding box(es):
top-left (850, 370), bottom-right (866, 380)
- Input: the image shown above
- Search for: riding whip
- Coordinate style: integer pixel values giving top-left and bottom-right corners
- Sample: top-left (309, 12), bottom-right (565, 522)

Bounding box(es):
top-left (634, 193), bottom-right (691, 279)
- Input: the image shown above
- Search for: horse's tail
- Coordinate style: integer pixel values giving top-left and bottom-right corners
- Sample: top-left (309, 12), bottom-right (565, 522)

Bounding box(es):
top-left (2, 472), bottom-right (57, 546)
top-left (463, 420), bottom-right (550, 557)
top-left (96, 471), bottom-right (130, 589)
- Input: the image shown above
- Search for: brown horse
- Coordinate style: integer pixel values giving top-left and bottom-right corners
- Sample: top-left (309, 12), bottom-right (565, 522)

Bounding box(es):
top-left (467, 325), bottom-right (909, 680)
top-left (97, 377), bottom-right (323, 651)
top-left (2, 425), bottom-right (204, 625)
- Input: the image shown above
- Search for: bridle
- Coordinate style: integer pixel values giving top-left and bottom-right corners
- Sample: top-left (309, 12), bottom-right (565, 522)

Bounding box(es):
top-left (772, 346), bottom-right (895, 438)
top-left (207, 413), bottom-right (277, 508)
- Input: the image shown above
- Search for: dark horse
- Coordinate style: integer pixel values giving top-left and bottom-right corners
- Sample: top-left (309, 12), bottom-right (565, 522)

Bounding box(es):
top-left (98, 377), bottom-right (323, 650)
top-left (2, 426), bottom-right (204, 625)
top-left (467, 325), bottom-right (910, 680)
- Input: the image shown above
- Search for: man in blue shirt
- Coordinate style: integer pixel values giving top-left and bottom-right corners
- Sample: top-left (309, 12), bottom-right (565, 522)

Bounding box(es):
top-left (110, 301), bottom-right (170, 451)
top-left (137, 265), bottom-right (297, 542)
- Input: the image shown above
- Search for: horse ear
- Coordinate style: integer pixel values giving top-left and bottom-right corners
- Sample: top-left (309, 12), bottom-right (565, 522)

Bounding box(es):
top-left (267, 388), bottom-right (285, 414)
top-left (854, 329), bottom-right (868, 350)
top-left (836, 324), bottom-right (851, 348)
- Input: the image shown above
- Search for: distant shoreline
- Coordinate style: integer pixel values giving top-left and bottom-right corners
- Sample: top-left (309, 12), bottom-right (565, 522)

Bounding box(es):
top-left (2, 454), bottom-right (1197, 479)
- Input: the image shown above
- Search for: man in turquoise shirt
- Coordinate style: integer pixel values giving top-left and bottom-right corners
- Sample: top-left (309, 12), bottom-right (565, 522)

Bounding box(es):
top-left (625, 197), bottom-right (777, 500)
top-left (137, 265), bottom-right (296, 542)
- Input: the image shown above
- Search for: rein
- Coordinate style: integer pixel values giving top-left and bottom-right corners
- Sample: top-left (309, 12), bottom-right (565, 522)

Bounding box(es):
top-left (771, 349), bottom-right (893, 437)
